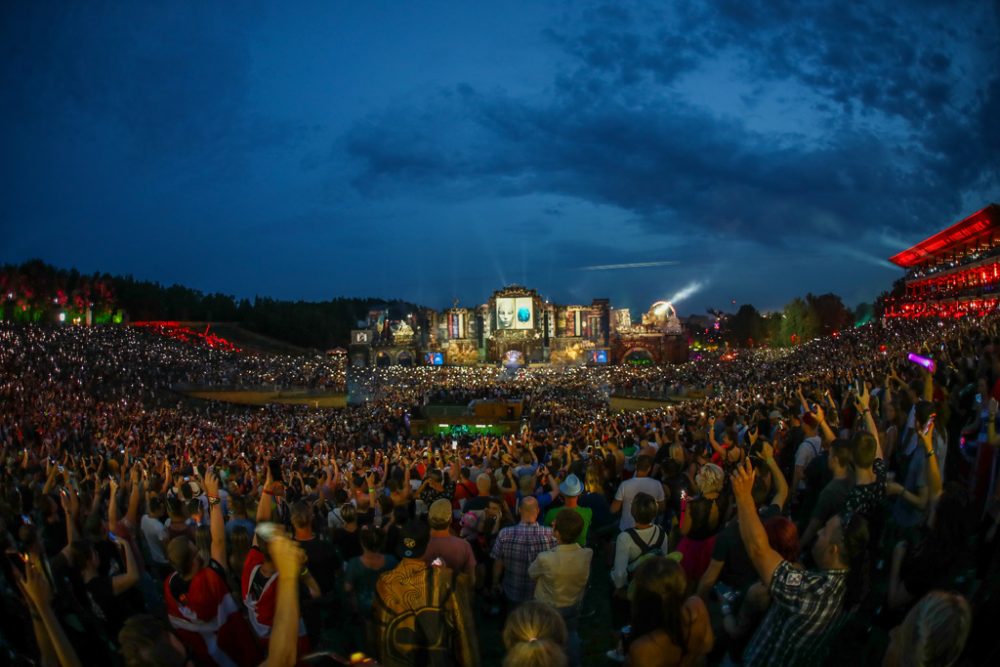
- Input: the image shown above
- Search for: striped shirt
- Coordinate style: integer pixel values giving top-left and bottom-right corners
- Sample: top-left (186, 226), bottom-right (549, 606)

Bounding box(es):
top-left (743, 560), bottom-right (847, 667)
top-left (491, 521), bottom-right (557, 603)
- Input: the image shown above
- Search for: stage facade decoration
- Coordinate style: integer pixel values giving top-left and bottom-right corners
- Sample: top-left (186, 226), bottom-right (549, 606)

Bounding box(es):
top-left (885, 204), bottom-right (1000, 320)
top-left (348, 284), bottom-right (688, 366)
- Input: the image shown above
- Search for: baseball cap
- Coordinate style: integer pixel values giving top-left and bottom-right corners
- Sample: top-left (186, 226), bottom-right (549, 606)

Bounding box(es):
top-left (398, 520), bottom-right (430, 559)
top-left (428, 498), bottom-right (452, 527)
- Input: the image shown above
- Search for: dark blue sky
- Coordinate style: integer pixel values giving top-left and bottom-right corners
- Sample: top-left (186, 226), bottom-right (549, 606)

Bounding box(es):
top-left (3, 1), bottom-right (999, 317)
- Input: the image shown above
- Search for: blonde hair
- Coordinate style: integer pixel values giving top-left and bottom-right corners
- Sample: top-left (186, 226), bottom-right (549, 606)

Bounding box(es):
top-left (897, 591), bottom-right (971, 667)
top-left (695, 463), bottom-right (724, 495)
top-left (502, 601), bottom-right (568, 667)
top-left (584, 465), bottom-right (603, 494)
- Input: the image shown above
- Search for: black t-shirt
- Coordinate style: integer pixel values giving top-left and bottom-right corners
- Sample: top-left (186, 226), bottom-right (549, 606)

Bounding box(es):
top-left (332, 528), bottom-right (362, 561)
top-left (84, 573), bottom-right (142, 641)
top-left (811, 478), bottom-right (852, 527)
top-left (297, 537), bottom-right (339, 594)
top-left (463, 496), bottom-right (491, 512)
top-left (712, 503), bottom-right (782, 592)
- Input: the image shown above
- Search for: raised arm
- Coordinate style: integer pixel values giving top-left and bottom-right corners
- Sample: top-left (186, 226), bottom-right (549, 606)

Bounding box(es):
top-left (919, 425), bottom-right (942, 504)
top-left (812, 404), bottom-right (836, 446)
top-left (203, 470), bottom-right (227, 569)
top-left (109, 535), bottom-right (140, 595)
top-left (262, 534), bottom-right (304, 667)
top-left (125, 465), bottom-right (142, 527)
top-left (855, 384), bottom-right (883, 460)
top-left (761, 441), bottom-right (788, 510)
top-left (108, 478), bottom-right (120, 528)
top-left (731, 459), bottom-right (783, 588)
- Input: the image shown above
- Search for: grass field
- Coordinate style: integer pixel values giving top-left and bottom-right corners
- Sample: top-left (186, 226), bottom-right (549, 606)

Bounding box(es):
top-left (186, 390), bottom-right (347, 408)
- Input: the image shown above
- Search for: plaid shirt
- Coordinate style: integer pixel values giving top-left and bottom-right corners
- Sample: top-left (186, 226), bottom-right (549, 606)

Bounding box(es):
top-left (491, 521), bottom-right (557, 603)
top-left (743, 560), bottom-right (847, 667)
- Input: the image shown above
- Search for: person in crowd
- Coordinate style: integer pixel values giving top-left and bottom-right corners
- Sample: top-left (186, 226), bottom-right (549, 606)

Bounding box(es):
top-left (290, 499), bottom-right (338, 641)
top-left (423, 498), bottom-right (477, 578)
top-left (332, 502), bottom-right (362, 561)
top-left (881, 591), bottom-right (972, 667)
top-left (720, 516), bottom-right (800, 661)
top-left (344, 525), bottom-right (398, 651)
top-left (611, 492), bottom-right (669, 594)
top-left (622, 555), bottom-right (713, 667)
top-left (122, 533), bottom-right (307, 667)
top-left (491, 496), bottom-right (558, 611)
top-left (542, 473), bottom-right (592, 546)
top-left (242, 469), bottom-right (318, 653)
top-left (140, 495), bottom-right (171, 580)
top-left (373, 519), bottom-right (479, 666)
top-left (225, 494), bottom-right (256, 539)
top-left (677, 463), bottom-right (726, 582)
top-left (887, 401), bottom-right (947, 543)
top-left (528, 508), bottom-right (592, 667)
top-left (799, 438), bottom-right (854, 549)
top-left (732, 458), bottom-right (869, 666)
top-left (501, 600), bottom-right (568, 667)
top-left (163, 470), bottom-right (260, 667)
top-left (611, 455), bottom-right (665, 531)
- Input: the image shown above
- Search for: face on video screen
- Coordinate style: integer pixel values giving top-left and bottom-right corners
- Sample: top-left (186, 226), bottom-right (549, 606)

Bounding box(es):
top-left (496, 299), bottom-right (515, 329)
top-left (497, 297), bottom-right (533, 330)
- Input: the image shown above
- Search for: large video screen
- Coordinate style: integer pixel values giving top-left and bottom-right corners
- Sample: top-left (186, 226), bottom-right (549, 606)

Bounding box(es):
top-left (425, 352), bottom-right (444, 366)
top-left (589, 349), bottom-right (608, 364)
top-left (496, 297), bottom-right (534, 330)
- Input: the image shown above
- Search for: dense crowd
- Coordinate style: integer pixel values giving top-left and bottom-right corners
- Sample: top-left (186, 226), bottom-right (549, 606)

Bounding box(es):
top-left (1, 317), bottom-right (999, 666)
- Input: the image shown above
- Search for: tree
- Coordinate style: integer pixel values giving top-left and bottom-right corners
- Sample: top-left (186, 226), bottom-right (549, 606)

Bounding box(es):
top-left (806, 293), bottom-right (853, 336)
top-left (728, 304), bottom-right (765, 347)
top-left (781, 297), bottom-right (817, 344)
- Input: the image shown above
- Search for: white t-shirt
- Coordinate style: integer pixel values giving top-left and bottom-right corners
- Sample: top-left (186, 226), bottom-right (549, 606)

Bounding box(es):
top-left (614, 476), bottom-right (665, 530)
top-left (795, 436), bottom-right (823, 489)
top-left (140, 514), bottom-right (169, 565)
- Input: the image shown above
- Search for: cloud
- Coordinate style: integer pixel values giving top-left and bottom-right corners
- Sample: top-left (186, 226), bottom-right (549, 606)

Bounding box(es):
top-left (341, 0), bottom-right (1000, 250)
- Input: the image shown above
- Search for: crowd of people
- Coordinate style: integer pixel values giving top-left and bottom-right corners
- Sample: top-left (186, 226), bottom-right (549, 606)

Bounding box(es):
top-left (1, 315), bottom-right (999, 666)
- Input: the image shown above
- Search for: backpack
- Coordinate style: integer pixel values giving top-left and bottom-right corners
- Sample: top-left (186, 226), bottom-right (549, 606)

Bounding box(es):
top-left (625, 526), bottom-right (665, 579)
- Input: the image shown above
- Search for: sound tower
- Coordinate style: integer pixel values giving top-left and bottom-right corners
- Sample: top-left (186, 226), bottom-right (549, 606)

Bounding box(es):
top-left (543, 310), bottom-right (549, 346)
top-left (476, 313), bottom-right (484, 347)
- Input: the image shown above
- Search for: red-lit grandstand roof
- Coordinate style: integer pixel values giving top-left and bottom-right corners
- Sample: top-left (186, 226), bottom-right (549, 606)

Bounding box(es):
top-left (889, 204), bottom-right (1000, 268)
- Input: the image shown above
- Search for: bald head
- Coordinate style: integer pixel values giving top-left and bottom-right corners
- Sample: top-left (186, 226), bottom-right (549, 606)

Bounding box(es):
top-left (519, 496), bottom-right (540, 523)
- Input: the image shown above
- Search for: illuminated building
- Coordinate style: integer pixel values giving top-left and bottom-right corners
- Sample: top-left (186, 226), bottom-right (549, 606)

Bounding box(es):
top-left (348, 285), bottom-right (688, 366)
top-left (885, 204), bottom-right (1000, 319)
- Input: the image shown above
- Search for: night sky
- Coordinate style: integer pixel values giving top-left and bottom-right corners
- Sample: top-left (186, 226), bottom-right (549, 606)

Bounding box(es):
top-left (3, 2), bottom-right (999, 317)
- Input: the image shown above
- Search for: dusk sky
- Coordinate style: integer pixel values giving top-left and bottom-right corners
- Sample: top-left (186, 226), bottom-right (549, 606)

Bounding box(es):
top-left (3, 1), bottom-right (999, 317)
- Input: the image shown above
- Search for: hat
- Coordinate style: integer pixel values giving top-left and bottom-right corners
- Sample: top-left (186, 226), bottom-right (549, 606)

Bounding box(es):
top-left (428, 498), bottom-right (452, 527)
top-left (768, 410), bottom-right (782, 420)
top-left (397, 520), bottom-right (429, 559)
top-left (559, 474), bottom-right (583, 498)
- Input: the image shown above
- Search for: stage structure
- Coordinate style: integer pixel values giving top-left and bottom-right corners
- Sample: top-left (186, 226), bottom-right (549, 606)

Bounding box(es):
top-left (348, 285), bottom-right (688, 366)
top-left (885, 204), bottom-right (1000, 319)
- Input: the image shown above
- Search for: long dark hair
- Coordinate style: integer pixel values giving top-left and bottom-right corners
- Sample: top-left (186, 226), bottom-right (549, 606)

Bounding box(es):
top-left (629, 556), bottom-right (689, 653)
top-left (840, 512), bottom-right (871, 609)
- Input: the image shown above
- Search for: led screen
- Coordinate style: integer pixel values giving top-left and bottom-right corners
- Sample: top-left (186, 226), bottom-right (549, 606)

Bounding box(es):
top-left (589, 349), bottom-right (608, 364)
top-left (496, 297), bottom-right (534, 330)
top-left (425, 352), bottom-right (444, 366)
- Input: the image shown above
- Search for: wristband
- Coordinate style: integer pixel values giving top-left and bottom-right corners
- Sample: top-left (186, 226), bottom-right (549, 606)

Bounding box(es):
top-left (206, 494), bottom-right (219, 500)
top-left (263, 489), bottom-right (273, 496)
top-left (368, 487), bottom-right (376, 493)
top-left (208, 497), bottom-right (221, 507)
top-left (925, 449), bottom-right (935, 459)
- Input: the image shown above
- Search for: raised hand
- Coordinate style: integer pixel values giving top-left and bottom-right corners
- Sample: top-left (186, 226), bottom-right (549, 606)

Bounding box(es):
top-left (731, 458), bottom-right (756, 502)
top-left (203, 469), bottom-right (220, 497)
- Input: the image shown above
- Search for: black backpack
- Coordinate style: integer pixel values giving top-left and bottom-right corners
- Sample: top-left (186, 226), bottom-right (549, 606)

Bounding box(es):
top-left (625, 526), bottom-right (666, 579)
